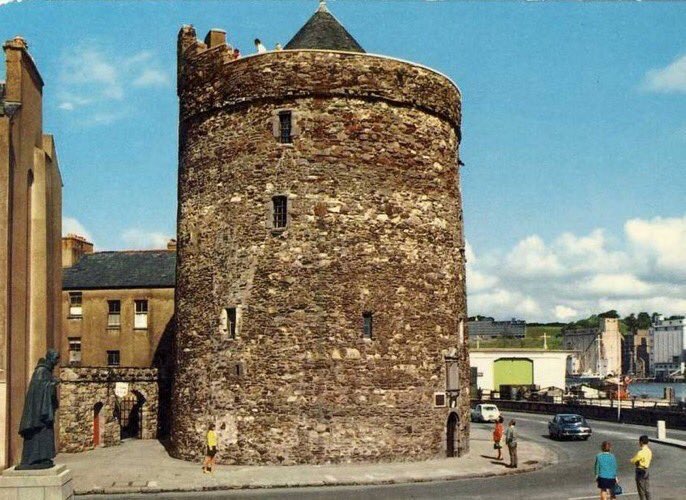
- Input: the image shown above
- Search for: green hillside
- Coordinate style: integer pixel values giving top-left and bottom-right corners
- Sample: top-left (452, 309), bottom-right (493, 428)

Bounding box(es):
top-left (469, 325), bottom-right (563, 349)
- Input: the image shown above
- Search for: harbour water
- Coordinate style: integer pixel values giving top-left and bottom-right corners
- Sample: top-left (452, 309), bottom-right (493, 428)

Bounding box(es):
top-left (629, 382), bottom-right (686, 402)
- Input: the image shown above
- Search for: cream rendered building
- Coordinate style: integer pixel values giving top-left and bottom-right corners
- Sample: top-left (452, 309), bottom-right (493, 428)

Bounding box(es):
top-left (0, 37), bottom-right (62, 469)
top-left (471, 349), bottom-right (572, 392)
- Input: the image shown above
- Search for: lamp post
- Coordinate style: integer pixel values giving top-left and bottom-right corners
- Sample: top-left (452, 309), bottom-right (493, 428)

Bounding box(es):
top-left (617, 378), bottom-right (622, 422)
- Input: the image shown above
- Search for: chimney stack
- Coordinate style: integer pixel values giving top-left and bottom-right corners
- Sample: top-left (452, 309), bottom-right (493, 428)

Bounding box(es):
top-left (61, 234), bottom-right (93, 268)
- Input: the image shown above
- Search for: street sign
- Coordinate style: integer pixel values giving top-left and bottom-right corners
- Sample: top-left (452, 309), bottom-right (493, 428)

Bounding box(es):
top-left (114, 382), bottom-right (129, 398)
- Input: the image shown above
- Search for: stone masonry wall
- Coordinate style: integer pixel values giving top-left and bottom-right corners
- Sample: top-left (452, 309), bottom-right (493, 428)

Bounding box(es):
top-left (59, 367), bottom-right (158, 453)
top-left (171, 29), bottom-right (470, 465)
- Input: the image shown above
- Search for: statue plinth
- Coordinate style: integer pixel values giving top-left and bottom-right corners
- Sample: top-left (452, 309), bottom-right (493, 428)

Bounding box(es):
top-left (0, 464), bottom-right (73, 499)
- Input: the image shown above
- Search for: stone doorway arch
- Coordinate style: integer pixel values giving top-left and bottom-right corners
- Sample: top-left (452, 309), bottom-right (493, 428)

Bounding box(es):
top-left (446, 411), bottom-right (459, 457)
top-left (118, 391), bottom-right (146, 439)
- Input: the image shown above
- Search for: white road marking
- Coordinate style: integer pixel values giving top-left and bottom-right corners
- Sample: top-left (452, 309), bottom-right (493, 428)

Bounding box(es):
top-left (568, 494), bottom-right (638, 500)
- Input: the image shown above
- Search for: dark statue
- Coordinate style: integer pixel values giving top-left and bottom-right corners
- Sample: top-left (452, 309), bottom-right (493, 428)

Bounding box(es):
top-left (16, 349), bottom-right (60, 470)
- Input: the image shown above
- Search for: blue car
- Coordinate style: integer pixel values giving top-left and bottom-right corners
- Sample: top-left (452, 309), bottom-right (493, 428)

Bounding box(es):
top-left (548, 414), bottom-right (592, 440)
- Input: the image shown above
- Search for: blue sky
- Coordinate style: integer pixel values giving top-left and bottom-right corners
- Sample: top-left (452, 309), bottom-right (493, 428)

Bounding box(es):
top-left (1, 0), bottom-right (685, 321)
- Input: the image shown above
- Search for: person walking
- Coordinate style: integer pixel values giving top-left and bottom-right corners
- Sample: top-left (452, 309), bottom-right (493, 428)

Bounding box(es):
top-left (202, 423), bottom-right (218, 474)
top-left (594, 441), bottom-right (618, 500)
top-left (505, 419), bottom-right (518, 468)
top-left (630, 435), bottom-right (652, 500)
top-left (493, 416), bottom-right (504, 461)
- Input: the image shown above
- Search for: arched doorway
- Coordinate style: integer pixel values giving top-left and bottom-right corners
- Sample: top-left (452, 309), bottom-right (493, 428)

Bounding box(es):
top-left (93, 402), bottom-right (104, 447)
top-left (118, 391), bottom-right (145, 439)
top-left (446, 412), bottom-right (459, 457)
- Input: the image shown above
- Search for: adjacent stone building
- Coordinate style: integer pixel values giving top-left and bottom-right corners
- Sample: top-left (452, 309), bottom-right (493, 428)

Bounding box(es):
top-left (0, 37), bottom-right (62, 469)
top-left (171, 2), bottom-right (469, 465)
top-left (59, 238), bottom-right (175, 452)
top-left (564, 318), bottom-right (622, 377)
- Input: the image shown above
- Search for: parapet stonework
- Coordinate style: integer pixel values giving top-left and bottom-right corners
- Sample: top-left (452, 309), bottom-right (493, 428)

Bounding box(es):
top-left (171, 26), bottom-right (470, 465)
top-left (59, 367), bottom-right (158, 453)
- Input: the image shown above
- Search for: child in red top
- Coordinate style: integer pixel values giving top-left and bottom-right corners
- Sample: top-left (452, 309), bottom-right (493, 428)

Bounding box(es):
top-left (493, 416), bottom-right (505, 460)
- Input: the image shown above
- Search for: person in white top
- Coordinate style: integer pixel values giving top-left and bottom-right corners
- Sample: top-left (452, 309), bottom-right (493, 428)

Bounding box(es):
top-left (254, 38), bottom-right (267, 54)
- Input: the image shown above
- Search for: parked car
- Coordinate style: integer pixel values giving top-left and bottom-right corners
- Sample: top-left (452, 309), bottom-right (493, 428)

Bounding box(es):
top-left (548, 413), bottom-right (592, 440)
top-left (471, 404), bottom-right (500, 423)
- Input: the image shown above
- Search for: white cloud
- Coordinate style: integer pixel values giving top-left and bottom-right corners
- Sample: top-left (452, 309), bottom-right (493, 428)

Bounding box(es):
top-left (57, 45), bottom-right (170, 123)
top-left (554, 305), bottom-right (578, 321)
top-left (505, 235), bottom-right (562, 278)
top-left (625, 215), bottom-right (686, 279)
top-left (132, 68), bottom-right (170, 87)
top-left (121, 228), bottom-right (171, 250)
top-left (468, 214), bottom-right (686, 322)
top-left (62, 217), bottom-right (94, 244)
top-left (643, 54), bottom-right (686, 93)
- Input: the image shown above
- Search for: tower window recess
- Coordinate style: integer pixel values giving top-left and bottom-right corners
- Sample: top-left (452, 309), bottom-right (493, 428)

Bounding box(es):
top-left (363, 311), bottom-right (373, 339)
top-left (279, 111), bottom-right (292, 144)
top-left (69, 292), bottom-right (83, 317)
top-left (272, 195), bottom-right (288, 229)
top-left (221, 307), bottom-right (237, 338)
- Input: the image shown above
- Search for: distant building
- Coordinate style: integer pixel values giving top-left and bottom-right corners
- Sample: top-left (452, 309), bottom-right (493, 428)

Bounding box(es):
top-left (0, 37), bottom-right (63, 468)
top-left (468, 318), bottom-right (526, 340)
top-left (621, 328), bottom-right (650, 377)
top-left (470, 349), bottom-right (572, 393)
top-left (563, 318), bottom-right (622, 377)
top-left (650, 315), bottom-right (686, 380)
top-left (61, 238), bottom-right (175, 368)
top-left (58, 237), bottom-right (176, 452)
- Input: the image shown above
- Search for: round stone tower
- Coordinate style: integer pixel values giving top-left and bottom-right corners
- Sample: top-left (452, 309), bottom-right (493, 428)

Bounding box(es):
top-left (171, 3), bottom-right (469, 464)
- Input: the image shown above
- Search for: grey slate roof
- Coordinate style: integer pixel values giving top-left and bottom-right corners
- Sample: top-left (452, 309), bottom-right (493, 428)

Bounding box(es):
top-left (63, 251), bottom-right (176, 290)
top-left (284, 2), bottom-right (365, 53)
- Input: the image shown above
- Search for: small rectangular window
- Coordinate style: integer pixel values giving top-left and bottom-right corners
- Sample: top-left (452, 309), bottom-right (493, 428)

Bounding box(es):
top-left (68, 337), bottom-right (82, 365)
top-left (134, 300), bottom-right (148, 329)
top-left (363, 311), bottom-right (373, 339)
top-left (222, 307), bottom-right (237, 338)
top-left (107, 300), bottom-right (121, 328)
top-left (69, 292), bottom-right (83, 317)
top-left (279, 111), bottom-right (292, 144)
top-left (107, 350), bottom-right (120, 367)
top-left (272, 196), bottom-right (288, 229)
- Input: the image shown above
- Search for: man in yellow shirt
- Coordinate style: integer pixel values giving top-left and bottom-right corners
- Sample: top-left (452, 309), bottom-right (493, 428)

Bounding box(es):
top-left (630, 435), bottom-right (652, 500)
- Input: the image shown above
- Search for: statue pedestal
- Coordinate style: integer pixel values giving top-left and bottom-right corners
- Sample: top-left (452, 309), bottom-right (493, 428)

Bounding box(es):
top-left (0, 464), bottom-right (73, 500)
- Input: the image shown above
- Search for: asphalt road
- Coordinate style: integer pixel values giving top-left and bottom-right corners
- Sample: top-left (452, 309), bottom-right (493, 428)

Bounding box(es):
top-left (86, 412), bottom-right (686, 500)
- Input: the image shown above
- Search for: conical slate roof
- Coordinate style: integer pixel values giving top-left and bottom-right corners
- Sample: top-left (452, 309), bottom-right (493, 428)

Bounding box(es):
top-left (285, 1), bottom-right (365, 53)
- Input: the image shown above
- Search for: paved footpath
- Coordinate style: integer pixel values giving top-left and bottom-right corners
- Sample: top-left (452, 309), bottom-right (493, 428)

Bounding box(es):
top-left (56, 427), bottom-right (556, 496)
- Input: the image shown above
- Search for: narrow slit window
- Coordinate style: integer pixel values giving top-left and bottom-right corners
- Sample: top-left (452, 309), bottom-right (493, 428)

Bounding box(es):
top-left (279, 111), bottom-right (292, 144)
top-left (222, 307), bottom-right (237, 338)
top-left (272, 196), bottom-right (288, 229)
top-left (363, 311), bottom-right (373, 339)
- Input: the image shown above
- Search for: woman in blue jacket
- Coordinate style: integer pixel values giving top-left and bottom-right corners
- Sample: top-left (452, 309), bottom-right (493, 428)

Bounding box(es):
top-left (595, 441), bottom-right (618, 500)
